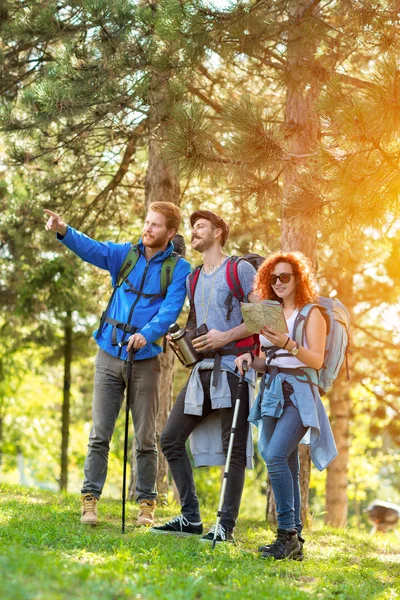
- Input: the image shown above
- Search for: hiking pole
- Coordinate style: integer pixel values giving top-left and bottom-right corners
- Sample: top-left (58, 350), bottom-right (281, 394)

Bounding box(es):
top-left (212, 360), bottom-right (248, 549)
top-left (122, 345), bottom-right (136, 534)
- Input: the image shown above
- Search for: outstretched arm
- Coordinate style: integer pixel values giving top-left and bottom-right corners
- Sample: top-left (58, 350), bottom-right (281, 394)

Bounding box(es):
top-left (44, 209), bottom-right (129, 276)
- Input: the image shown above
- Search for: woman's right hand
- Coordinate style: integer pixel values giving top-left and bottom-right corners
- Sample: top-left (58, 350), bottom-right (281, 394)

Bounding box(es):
top-left (235, 352), bottom-right (252, 375)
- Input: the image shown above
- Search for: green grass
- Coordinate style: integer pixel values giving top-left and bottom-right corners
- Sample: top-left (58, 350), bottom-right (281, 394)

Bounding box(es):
top-left (1, 485), bottom-right (399, 600)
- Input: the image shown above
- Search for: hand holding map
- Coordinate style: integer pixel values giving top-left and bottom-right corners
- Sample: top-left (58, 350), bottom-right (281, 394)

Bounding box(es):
top-left (240, 300), bottom-right (288, 335)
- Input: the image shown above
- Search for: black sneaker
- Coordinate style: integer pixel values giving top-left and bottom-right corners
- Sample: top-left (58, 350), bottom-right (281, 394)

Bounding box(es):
top-left (200, 524), bottom-right (235, 544)
top-left (258, 532), bottom-right (304, 559)
top-left (260, 529), bottom-right (302, 560)
top-left (151, 515), bottom-right (203, 537)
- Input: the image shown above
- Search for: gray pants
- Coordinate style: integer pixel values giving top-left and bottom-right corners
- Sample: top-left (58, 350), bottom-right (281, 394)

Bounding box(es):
top-left (81, 348), bottom-right (160, 501)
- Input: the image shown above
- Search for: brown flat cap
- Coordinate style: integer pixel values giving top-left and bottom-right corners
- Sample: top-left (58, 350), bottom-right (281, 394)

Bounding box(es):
top-left (190, 210), bottom-right (230, 246)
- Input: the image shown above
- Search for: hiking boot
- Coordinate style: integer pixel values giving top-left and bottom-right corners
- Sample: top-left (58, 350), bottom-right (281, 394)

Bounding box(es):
top-left (260, 529), bottom-right (302, 560)
top-left (137, 500), bottom-right (156, 527)
top-left (258, 532), bottom-right (305, 559)
top-left (200, 524), bottom-right (235, 544)
top-left (81, 493), bottom-right (98, 525)
top-left (151, 515), bottom-right (203, 536)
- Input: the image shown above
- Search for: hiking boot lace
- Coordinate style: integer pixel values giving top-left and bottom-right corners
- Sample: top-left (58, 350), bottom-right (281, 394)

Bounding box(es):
top-left (267, 531), bottom-right (287, 554)
top-left (82, 494), bottom-right (97, 513)
top-left (139, 500), bottom-right (155, 516)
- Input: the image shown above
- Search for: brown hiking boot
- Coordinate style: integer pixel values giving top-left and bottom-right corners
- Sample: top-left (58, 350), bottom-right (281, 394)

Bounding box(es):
top-left (137, 499), bottom-right (156, 527)
top-left (81, 493), bottom-right (98, 525)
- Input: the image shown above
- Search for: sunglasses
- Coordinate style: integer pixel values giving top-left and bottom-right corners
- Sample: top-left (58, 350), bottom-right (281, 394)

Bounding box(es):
top-left (269, 273), bottom-right (294, 285)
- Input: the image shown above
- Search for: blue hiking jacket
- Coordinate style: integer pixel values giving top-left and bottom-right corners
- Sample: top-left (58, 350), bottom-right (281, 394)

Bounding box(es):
top-left (57, 226), bottom-right (190, 361)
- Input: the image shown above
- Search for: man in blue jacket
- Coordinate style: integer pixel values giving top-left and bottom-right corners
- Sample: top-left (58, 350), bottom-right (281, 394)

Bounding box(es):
top-left (44, 202), bottom-right (190, 527)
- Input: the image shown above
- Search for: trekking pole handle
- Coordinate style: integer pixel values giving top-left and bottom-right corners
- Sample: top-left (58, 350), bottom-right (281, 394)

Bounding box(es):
top-left (125, 347), bottom-right (138, 380)
top-left (239, 360), bottom-right (248, 381)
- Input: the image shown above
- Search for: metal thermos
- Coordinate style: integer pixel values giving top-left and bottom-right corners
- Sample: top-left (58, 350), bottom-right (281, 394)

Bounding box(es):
top-left (168, 323), bottom-right (200, 368)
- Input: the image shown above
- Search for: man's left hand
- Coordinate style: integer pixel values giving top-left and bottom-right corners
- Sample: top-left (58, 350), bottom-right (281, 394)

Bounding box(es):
top-left (192, 328), bottom-right (228, 352)
top-left (127, 333), bottom-right (147, 351)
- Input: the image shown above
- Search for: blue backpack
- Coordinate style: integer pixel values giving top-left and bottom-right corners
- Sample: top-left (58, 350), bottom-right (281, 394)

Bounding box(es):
top-left (292, 297), bottom-right (351, 394)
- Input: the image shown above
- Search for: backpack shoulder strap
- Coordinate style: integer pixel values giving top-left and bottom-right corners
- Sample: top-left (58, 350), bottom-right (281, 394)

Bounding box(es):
top-left (160, 252), bottom-right (181, 296)
top-left (292, 303), bottom-right (318, 345)
top-left (117, 244), bottom-right (140, 288)
top-left (225, 256), bottom-right (245, 301)
top-left (187, 265), bottom-right (203, 304)
top-left (292, 303), bottom-right (330, 345)
top-left (224, 256), bottom-right (249, 321)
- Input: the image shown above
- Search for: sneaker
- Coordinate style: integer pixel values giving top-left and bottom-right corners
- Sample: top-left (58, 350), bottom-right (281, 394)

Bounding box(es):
top-left (151, 515), bottom-right (203, 537)
top-left (260, 529), bottom-right (302, 560)
top-left (200, 524), bottom-right (235, 544)
top-left (81, 493), bottom-right (98, 525)
top-left (258, 532), bottom-right (305, 559)
top-left (137, 500), bottom-right (156, 527)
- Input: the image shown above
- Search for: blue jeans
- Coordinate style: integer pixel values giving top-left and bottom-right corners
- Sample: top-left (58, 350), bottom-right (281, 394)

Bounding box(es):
top-left (262, 388), bottom-right (309, 532)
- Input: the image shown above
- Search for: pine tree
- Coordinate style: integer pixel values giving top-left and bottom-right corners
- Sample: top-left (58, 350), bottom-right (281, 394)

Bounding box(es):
top-left (0, 0), bottom-right (214, 496)
top-left (164, 0), bottom-right (400, 525)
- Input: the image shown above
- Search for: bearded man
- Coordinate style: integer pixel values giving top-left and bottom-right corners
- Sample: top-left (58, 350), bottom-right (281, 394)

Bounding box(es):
top-left (152, 210), bottom-right (257, 543)
top-left (44, 203), bottom-right (190, 527)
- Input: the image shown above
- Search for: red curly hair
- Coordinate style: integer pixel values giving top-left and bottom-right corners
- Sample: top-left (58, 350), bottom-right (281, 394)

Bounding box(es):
top-left (255, 251), bottom-right (318, 307)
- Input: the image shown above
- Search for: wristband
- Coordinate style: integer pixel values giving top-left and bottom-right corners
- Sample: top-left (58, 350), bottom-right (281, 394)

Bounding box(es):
top-left (282, 337), bottom-right (290, 350)
top-left (249, 351), bottom-right (255, 361)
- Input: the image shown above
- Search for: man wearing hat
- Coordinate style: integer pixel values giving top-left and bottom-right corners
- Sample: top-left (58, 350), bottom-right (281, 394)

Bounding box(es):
top-left (152, 210), bottom-right (258, 543)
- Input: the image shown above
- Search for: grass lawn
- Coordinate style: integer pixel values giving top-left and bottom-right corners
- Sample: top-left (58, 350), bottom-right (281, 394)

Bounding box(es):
top-left (0, 485), bottom-right (399, 599)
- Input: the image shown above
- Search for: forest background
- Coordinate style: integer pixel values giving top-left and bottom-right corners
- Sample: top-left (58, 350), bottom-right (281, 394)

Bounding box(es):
top-left (0, 0), bottom-right (399, 533)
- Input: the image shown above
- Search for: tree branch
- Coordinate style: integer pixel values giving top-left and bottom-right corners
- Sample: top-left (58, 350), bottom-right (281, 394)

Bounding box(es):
top-left (360, 383), bottom-right (400, 415)
top-left (353, 324), bottom-right (399, 349)
top-left (333, 72), bottom-right (376, 91)
top-left (76, 120), bottom-right (147, 229)
top-left (187, 84), bottom-right (223, 114)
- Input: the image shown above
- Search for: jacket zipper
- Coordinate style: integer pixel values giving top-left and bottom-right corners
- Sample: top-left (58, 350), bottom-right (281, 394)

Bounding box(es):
top-left (117, 250), bottom-right (152, 357)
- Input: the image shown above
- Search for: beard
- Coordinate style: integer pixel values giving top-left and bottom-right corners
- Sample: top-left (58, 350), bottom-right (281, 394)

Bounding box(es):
top-left (142, 232), bottom-right (169, 249)
top-left (191, 234), bottom-right (215, 253)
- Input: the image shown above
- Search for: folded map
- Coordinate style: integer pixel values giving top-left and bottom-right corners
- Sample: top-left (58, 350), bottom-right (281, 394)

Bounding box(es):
top-left (240, 300), bottom-right (288, 334)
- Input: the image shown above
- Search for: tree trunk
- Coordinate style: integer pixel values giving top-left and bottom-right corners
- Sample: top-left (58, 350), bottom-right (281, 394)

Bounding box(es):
top-left (324, 258), bottom-right (355, 526)
top-left (128, 61), bottom-right (180, 500)
top-left (282, 1), bottom-right (320, 261)
top-left (266, 474), bottom-right (277, 524)
top-left (266, 0), bottom-right (321, 526)
top-left (60, 311), bottom-right (72, 492)
top-left (325, 372), bottom-right (351, 527)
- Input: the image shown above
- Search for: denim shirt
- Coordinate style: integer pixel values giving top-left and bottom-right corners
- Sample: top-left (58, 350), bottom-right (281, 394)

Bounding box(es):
top-left (248, 369), bottom-right (338, 471)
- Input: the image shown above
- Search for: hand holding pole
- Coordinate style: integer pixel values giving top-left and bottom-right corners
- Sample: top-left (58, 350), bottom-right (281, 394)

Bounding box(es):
top-left (212, 359), bottom-right (248, 549)
top-left (122, 346), bottom-right (137, 533)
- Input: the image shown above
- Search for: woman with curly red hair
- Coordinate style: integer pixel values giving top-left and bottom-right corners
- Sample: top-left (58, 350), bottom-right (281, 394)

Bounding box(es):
top-left (236, 251), bottom-right (337, 561)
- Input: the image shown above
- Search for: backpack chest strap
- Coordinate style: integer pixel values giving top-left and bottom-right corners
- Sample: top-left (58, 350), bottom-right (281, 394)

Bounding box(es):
top-left (103, 317), bottom-right (138, 346)
top-left (123, 278), bottom-right (164, 301)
